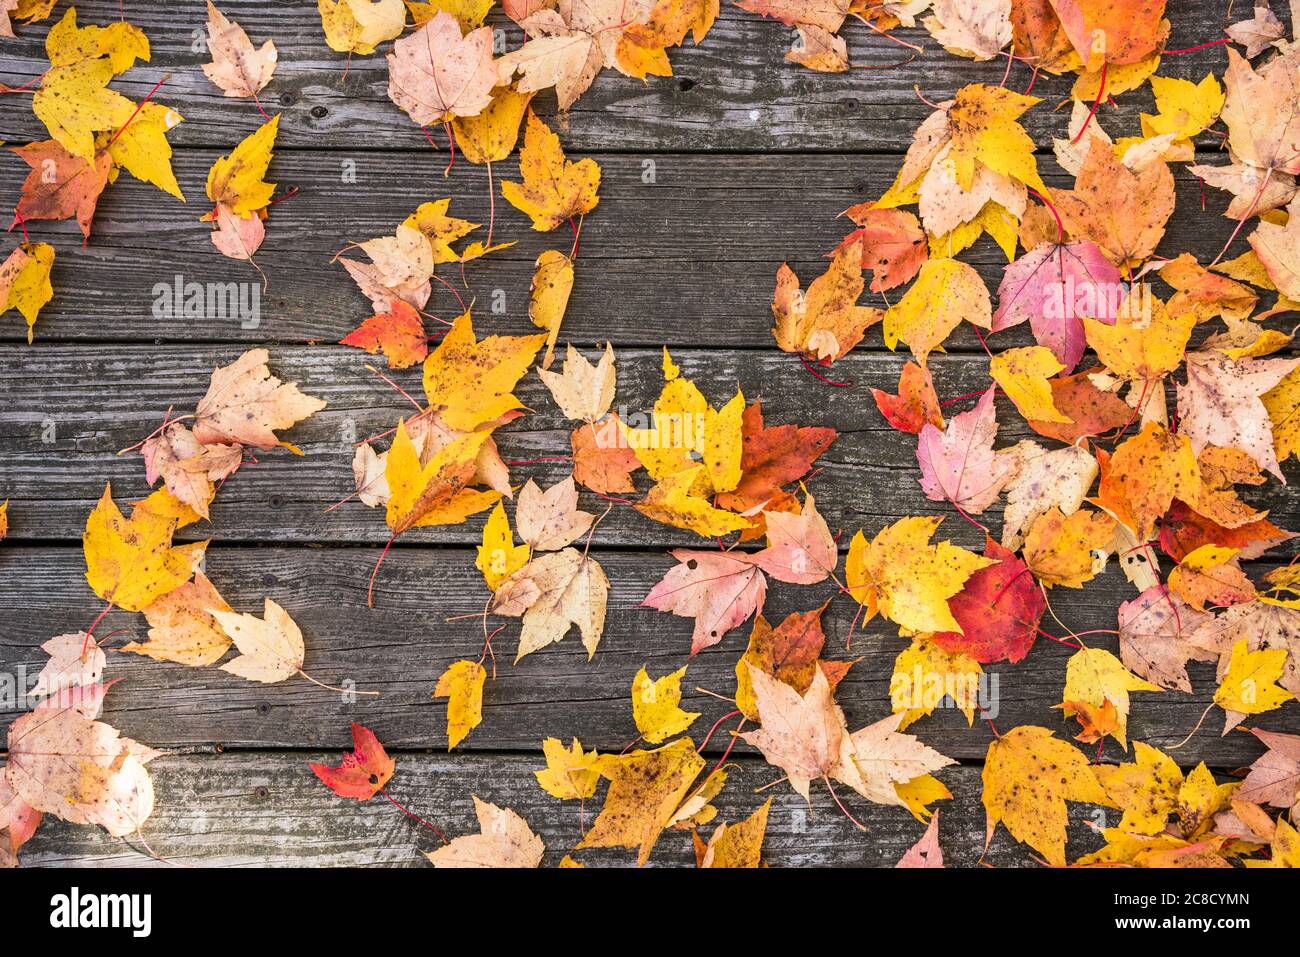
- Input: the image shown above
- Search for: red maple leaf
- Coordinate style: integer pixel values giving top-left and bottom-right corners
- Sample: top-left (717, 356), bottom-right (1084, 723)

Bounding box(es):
top-left (308, 722), bottom-right (395, 801)
top-left (929, 538), bottom-right (1045, 664)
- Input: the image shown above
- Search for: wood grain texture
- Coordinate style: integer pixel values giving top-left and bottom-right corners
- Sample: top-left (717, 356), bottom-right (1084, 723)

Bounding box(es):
top-left (1, 1), bottom-right (1294, 867)
top-left (2, 345), bottom-right (1297, 545)
top-left (17, 751), bottom-right (1113, 868)
top-left (1, 544), bottom-right (1293, 765)
top-left (0, 0), bottom-right (1251, 153)
top-left (0, 148), bottom-right (1261, 347)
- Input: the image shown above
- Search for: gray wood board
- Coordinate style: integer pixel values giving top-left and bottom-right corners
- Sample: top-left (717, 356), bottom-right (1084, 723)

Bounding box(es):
top-left (0, 0), bottom-right (1253, 153)
top-left (15, 751), bottom-right (1116, 868)
top-left (0, 544), bottom-right (1293, 765)
top-left (2, 345), bottom-right (1297, 545)
top-left (0, 148), bottom-right (1263, 347)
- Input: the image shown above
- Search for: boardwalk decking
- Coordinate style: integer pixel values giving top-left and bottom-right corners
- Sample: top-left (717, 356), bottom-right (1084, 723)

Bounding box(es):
top-left (1, 0), bottom-right (1297, 866)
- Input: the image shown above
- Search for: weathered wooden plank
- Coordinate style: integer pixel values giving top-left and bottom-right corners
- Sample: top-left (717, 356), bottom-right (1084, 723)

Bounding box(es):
top-left (16, 751), bottom-right (1114, 868)
top-left (0, 1), bottom-right (1245, 154)
top-left (2, 345), bottom-right (1297, 545)
top-left (0, 147), bottom-right (1256, 346)
top-left (1, 544), bottom-right (1294, 764)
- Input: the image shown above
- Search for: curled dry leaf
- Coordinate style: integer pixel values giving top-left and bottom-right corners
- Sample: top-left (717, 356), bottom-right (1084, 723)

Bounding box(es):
top-left (924, 0), bottom-right (1012, 60)
top-left (871, 361), bottom-right (944, 435)
top-left (529, 250), bottom-right (574, 369)
top-left (771, 239), bottom-right (882, 363)
top-left (0, 242), bottom-right (55, 343)
top-left (128, 572), bottom-right (234, 667)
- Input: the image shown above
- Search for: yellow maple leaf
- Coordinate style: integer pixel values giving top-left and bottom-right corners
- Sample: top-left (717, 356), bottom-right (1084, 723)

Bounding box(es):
top-left (1176, 762), bottom-right (1237, 838)
top-left (1092, 740), bottom-right (1183, 835)
top-left (1095, 423), bottom-right (1199, 541)
top-left (130, 486), bottom-right (203, 530)
top-left (83, 483), bottom-right (203, 613)
top-left (318, 0), bottom-right (404, 54)
top-left (401, 198), bottom-right (478, 264)
top-left (385, 419), bottom-right (494, 533)
top-left (579, 738), bottom-right (705, 865)
top-left (206, 113), bottom-right (279, 216)
top-left (501, 112), bottom-right (600, 231)
top-left (635, 465), bottom-right (751, 537)
top-left (422, 311), bottom-right (546, 432)
top-left (982, 725), bottom-right (1114, 866)
top-left (989, 346), bottom-right (1071, 423)
top-left (535, 737), bottom-right (602, 800)
top-left (529, 249), bottom-right (573, 370)
top-left (451, 83), bottom-right (534, 164)
top-left (407, 0), bottom-right (495, 29)
top-left (100, 102), bottom-right (185, 200)
top-left (702, 387), bottom-right (744, 494)
top-left (33, 59), bottom-right (136, 164)
top-left (475, 501), bottom-right (530, 592)
top-left (1140, 74), bottom-right (1224, 147)
top-left (929, 200), bottom-right (1020, 262)
top-left (696, 798), bottom-right (771, 868)
top-left (1060, 647), bottom-right (1161, 749)
top-left (1245, 818), bottom-right (1300, 868)
top-left (31, 11), bottom-right (150, 161)
top-left (621, 361), bottom-right (709, 481)
top-left (1083, 297), bottom-right (1194, 381)
top-left (889, 635), bottom-right (982, 729)
top-left (1214, 640), bottom-right (1293, 727)
top-left (0, 242), bottom-right (55, 343)
top-left (894, 773), bottom-right (952, 822)
top-left (844, 517), bottom-right (995, 634)
top-left (1021, 506), bottom-right (1115, 588)
top-left (434, 658), bottom-right (487, 750)
top-left (632, 665), bottom-right (702, 745)
top-left (45, 8), bottom-right (148, 73)
top-left (1263, 363), bottom-right (1300, 464)
top-left (884, 258), bottom-right (991, 366)
top-left (946, 84), bottom-right (1047, 194)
